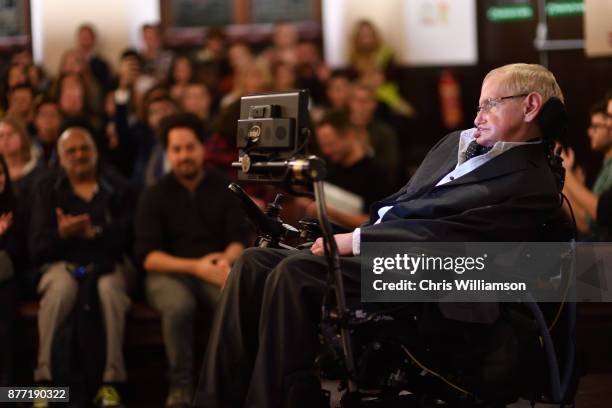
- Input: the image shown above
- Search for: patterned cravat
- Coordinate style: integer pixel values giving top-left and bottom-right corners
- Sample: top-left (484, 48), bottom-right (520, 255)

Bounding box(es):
top-left (463, 141), bottom-right (492, 162)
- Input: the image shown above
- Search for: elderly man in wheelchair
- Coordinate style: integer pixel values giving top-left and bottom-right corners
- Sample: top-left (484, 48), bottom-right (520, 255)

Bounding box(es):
top-left (193, 63), bottom-right (577, 408)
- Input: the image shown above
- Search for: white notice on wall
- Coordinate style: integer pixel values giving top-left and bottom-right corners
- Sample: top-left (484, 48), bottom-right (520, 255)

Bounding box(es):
top-left (584, 0), bottom-right (612, 57)
top-left (402, 0), bottom-right (477, 66)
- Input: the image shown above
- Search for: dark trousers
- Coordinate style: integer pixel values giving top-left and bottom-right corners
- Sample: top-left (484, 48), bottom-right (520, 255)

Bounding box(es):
top-left (194, 247), bottom-right (362, 408)
top-left (0, 278), bottom-right (17, 386)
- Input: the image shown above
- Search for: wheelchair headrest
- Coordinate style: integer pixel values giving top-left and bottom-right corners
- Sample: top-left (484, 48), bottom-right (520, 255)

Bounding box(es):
top-left (537, 97), bottom-right (568, 142)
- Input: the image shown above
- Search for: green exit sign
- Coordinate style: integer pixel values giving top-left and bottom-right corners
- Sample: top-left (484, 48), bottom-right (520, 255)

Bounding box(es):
top-left (487, 5), bottom-right (534, 23)
top-left (546, 1), bottom-right (584, 17)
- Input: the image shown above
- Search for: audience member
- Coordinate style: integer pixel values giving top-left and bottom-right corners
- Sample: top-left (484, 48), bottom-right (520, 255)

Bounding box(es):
top-left (218, 42), bottom-right (254, 105)
top-left (0, 116), bottom-right (42, 194)
top-left (182, 82), bottom-right (213, 121)
top-left (349, 20), bottom-right (395, 78)
top-left (348, 82), bottom-right (400, 184)
top-left (296, 111), bottom-right (392, 228)
top-left (113, 83), bottom-right (177, 185)
top-left (33, 98), bottom-right (63, 168)
top-left (6, 84), bottom-right (35, 128)
top-left (324, 70), bottom-right (352, 112)
top-left (10, 50), bottom-right (34, 67)
top-left (54, 74), bottom-right (98, 129)
top-left (595, 93), bottom-right (612, 240)
top-left (75, 23), bottom-right (112, 91)
top-left (167, 54), bottom-right (195, 101)
top-left (57, 49), bottom-right (103, 114)
top-left (0, 118), bottom-right (43, 300)
top-left (26, 63), bottom-right (50, 95)
top-left (5, 63), bottom-right (28, 89)
top-left (272, 61), bottom-right (297, 92)
top-left (134, 113), bottom-right (250, 408)
top-left (193, 27), bottom-right (230, 95)
top-left (562, 95), bottom-right (612, 240)
top-left (349, 20), bottom-right (414, 119)
top-left (212, 62), bottom-right (272, 175)
top-left (2, 64), bottom-right (29, 111)
top-left (140, 23), bottom-right (174, 81)
top-left (29, 127), bottom-right (135, 408)
top-left (263, 21), bottom-right (299, 66)
top-left (295, 40), bottom-right (329, 104)
top-left (0, 155), bottom-right (17, 387)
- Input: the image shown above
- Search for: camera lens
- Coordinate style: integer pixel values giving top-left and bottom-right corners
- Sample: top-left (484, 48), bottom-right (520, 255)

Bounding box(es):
top-left (248, 124), bottom-right (261, 143)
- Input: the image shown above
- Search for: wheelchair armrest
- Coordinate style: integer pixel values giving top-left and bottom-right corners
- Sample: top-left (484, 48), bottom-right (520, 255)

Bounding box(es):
top-left (299, 217), bottom-right (352, 238)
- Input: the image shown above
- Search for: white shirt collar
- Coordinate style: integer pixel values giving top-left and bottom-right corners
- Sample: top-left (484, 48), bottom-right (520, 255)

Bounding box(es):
top-left (457, 128), bottom-right (541, 166)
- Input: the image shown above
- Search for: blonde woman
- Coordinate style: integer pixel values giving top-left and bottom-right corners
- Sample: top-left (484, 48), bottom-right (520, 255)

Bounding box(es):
top-left (0, 116), bottom-right (41, 193)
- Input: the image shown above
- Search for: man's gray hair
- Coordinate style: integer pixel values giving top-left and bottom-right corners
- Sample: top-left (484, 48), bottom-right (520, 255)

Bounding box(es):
top-left (485, 63), bottom-right (564, 104)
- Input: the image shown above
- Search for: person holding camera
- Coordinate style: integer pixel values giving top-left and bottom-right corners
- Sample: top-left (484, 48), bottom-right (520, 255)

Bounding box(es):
top-left (29, 127), bottom-right (135, 408)
top-left (194, 63), bottom-right (566, 408)
top-left (134, 112), bottom-right (251, 408)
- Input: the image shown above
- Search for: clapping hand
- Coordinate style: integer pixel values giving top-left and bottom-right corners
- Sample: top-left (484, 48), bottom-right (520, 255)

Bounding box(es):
top-left (56, 208), bottom-right (96, 239)
top-left (0, 212), bottom-right (13, 236)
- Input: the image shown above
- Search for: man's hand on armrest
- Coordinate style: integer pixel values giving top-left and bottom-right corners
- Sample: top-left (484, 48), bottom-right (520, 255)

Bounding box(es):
top-left (310, 232), bottom-right (355, 257)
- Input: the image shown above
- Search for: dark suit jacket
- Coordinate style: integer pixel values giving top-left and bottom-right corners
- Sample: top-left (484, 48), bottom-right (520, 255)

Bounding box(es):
top-left (360, 131), bottom-right (562, 323)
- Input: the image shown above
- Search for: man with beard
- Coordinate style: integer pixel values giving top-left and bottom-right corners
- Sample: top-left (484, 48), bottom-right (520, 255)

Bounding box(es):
top-left (134, 112), bottom-right (251, 408)
top-left (29, 127), bottom-right (135, 408)
top-left (561, 94), bottom-right (612, 240)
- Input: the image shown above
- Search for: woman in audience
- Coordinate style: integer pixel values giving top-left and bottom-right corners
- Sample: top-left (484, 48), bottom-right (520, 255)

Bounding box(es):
top-left (167, 54), bottom-right (195, 101)
top-left (57, 48), bottom-right (103, 114)
top-left (349, 20), bottom-right (395, 77)
top-left (54, 73), bottom-right (102, 133)
top-left (218, 42), bottom-right (254, 108)
top-left (0, 116), bottom-right (42, 195)
top-left (0, 116), bottom-right (45, 273)
top-left (349, 20), bottom-right (414, 118)
top-left (1, 64), bottom-right (29, 112)
top-left (272, 61), bottom-right (297, 92)
top-left (325, 70), bottom-right (352, 111)
top-left (27, 63), bottom-right (50, 95)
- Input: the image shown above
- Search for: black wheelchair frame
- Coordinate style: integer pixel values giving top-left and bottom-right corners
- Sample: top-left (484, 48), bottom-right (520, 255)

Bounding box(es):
top-left (228, 175), bottom-right (579, 408)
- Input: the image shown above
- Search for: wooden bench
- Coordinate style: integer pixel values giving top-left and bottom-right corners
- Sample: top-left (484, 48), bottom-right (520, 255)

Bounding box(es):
top-left (18, 301), bottom-right (164, 346)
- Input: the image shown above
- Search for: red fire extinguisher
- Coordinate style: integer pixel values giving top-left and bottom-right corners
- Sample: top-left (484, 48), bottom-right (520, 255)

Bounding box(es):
top-left (438, 69), bottom-right (464, 129)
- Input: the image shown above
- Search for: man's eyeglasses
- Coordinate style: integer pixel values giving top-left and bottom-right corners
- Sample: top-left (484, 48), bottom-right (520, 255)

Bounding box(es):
top-left (589, 123), bottom-right (609, 130)
top-left (476, 93), bottom-right (528, 114)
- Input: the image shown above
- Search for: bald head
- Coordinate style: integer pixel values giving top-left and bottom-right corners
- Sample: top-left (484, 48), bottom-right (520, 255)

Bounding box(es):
top-left (58, 127), bottom-right (94, 150)
top-left (58, 127), bottom-right (98, 179)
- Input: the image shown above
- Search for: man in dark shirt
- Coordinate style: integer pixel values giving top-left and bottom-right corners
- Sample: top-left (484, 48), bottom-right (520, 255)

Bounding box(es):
top-left (134, 112), bottom-right (250, 408)
top-left (296, 110), bottom-right (393, 229)
top-left (29, 127), bottom-right (135, 408)
top-left (349, 82), bottom-right (400, 184)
